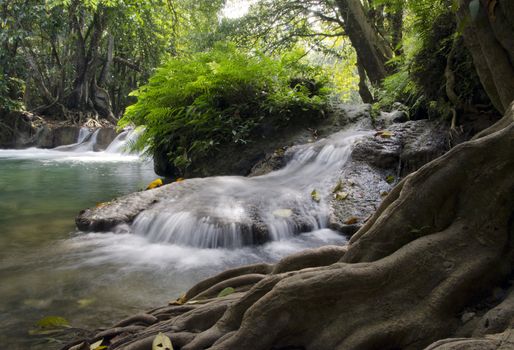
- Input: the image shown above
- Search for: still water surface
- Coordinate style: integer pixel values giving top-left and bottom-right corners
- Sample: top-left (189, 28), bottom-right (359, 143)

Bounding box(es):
top-left (0, 148), bottom-right (344, 349)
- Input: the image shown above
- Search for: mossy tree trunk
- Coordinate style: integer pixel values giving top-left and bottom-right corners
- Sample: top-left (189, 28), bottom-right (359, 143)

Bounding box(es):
top-left (458, 0), bottom-right (514, 114)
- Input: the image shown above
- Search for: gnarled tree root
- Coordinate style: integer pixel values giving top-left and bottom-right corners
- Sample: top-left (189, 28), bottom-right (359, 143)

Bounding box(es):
top-left (65, 104), bottom-right (514, 350)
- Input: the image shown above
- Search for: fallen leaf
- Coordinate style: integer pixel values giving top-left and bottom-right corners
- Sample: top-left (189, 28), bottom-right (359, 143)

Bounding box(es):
top-left (169, 294), bottom-right (187, 305)
top-left (36, 316), bottom-right (70, 329)
top-left (217, 287), bottom-right (235, 298)
top-left (386, 175), bottom-right (395, 184)
top-left (175, 178), bottom-right (185, 182)
top-left (77, 298), bottom-right (95, 308)
top-left (344, 217), bottom-right (359, 225)
top-left (152, 332), bottom-right (173, 350)
top-left (146, 178), bottom-right (163, 190)
top-left (375, 130), bottom-right (394, 139)
top-left (273, 209), bottom-right (293, 218)
top-left (380, 191), bottom-right (389, 197)
top-left (90, 339), bottom-right (106, 350)
top-left (332, 180), bottom-right (343, 193)
top-left (334, 192), bottom-right (349, 201)
top-left (311, 189), bottom-right (321, 203)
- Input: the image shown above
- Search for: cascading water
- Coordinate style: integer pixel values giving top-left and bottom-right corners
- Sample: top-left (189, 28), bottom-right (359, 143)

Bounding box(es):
top-left (77, 127), bottom-right (92, 143)
top-left (130, 129), bottom-right (369, 249)
top-left (105, 128), bottom-right (142, 154)
top-left (53, 128), bottom-right (99, 152)
top-left (51, 127), bottom-right (140, 155)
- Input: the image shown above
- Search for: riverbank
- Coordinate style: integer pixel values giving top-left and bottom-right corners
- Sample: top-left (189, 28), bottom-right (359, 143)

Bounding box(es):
top-left (0, 111), bottom-right (117, 150)
top-left (63, 104), bottom-right (514, 350)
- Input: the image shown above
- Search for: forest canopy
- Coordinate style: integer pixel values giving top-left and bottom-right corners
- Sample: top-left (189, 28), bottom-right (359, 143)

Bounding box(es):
top-left (1, 0), bottom-right (511, 124)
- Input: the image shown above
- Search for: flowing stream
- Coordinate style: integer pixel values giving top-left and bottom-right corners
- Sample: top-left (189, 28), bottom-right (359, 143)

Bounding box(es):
top-left (0, 127), bottom-right (361, 349)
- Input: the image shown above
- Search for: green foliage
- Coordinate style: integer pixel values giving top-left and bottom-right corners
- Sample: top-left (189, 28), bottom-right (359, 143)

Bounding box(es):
top-left (376, 0), bottom-right (490, 118)
top-left (120, 43), bottom-right (331, 174)
top-left (0, 0), bottom-right (225, 117)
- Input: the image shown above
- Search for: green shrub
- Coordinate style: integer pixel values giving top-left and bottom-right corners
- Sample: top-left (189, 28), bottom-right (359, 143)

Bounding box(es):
top-left (120, 43), bottom-right (331, 174)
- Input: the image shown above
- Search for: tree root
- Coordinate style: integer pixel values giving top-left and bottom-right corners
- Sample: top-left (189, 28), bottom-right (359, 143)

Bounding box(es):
top-left (65, 103), bottom-right (514, 350)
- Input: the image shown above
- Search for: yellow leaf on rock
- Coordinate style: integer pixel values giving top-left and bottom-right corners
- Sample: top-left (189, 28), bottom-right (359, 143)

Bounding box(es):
top-left (146, 178), bottom-right (164, 190)
top-left (345, 217), bottom-right (359, 225)
top-left (335, 192), bottom-right (349, 201)
top-left (169, 294), bottom-right (187, 305)
top-left (375, 130), bottom-right (394, 139)
top-left (90, 339), bottom-right (107, 350)
top-left (311, 190), bottom-right (321, 203)
top-left (152, 332), bottom-right (173, 350)
top-left (332, 180), bottom-right (343, 193)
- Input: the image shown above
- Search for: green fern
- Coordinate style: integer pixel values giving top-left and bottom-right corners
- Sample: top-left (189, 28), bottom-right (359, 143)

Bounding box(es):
top-left (120, 43), bottom-right (331, 174)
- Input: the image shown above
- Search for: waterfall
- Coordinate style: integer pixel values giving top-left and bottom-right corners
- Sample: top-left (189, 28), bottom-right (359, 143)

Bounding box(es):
top-left (130, 129), bottom-right (369, 248)
top-left (54, 129), bottom-right (100, 152)
top-left (77, 127), bottom-right (92, 143)
top-left (52, 127), bottom-right (140, 155)
top-left (105, 128), bottom-right (141, 154)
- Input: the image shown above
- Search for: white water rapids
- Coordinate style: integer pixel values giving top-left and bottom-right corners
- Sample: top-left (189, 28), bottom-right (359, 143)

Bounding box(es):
top-left (124, 129), bottom-right (369, 248)
top-left (0, 127), bottom-right (141, 162)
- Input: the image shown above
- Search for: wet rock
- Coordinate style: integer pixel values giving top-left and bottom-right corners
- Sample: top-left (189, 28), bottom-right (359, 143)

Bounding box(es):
top-left (0, 111), bottom-right (118, 149)
top-left (0, 111), bottom-right (40, 148)
top-left (398, 120), bottom-right (449, 176)
top-left (76, 186), bottom-right (170, 231)
top-left (352, 120), bottom-right (449, 175)
top-left (154, 104), bottom-right (373, 177)
top-left (328, 119), bottom-right (448, 236)
top-left (249, 147), bottom-right (289, 177)
top-left (94, 128), bottom-right (117, 150)
top-left (328, 162), bottom-right (392, 234)
top-left (77, 112), bottom-right (450, 244)
top-left (374, 109), bottom-right (409, 128)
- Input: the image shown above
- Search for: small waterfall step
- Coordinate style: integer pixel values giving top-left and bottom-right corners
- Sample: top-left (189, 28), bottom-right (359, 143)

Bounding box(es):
top-left (77, 129), bottom-right (370, 249)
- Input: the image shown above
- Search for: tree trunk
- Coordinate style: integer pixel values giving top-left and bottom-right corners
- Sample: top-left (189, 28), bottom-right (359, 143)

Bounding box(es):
top-left (65, 3), bottom-right (114, 120)
top-left (457, 0), bottom-right (514, 114)
top-left (356, 56), bottom-right (374, 103)
top-left (65, 103), bottom-right (514, 350)
top-left (336, 0), bottom-right (393, 86)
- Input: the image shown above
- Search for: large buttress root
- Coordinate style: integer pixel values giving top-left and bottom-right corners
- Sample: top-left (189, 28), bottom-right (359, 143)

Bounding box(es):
top-left (65, 105), bottom-right (514, 350)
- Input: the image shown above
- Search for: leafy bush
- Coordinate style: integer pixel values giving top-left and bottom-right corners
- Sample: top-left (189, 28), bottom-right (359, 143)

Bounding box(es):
top-left (120, 43), bottom-right (331, 174)
top-left (375, 5), bottom-right (490, 119)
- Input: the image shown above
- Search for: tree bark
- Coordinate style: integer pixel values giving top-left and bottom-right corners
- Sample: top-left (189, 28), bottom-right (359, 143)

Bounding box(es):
top-left (336, 0), bottom-right (393, 85)
top-left (65, 3), bottom-right (114, 120)
top-left (357, 56), bottom-right (374, 103)
top-left (457, 0), bottom-right (514, 114)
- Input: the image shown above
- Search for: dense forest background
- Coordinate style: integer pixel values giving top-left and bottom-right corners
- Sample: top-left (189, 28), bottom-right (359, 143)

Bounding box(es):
top-left (1, 0), bottom-right (507, 117)
top-left (1, 0), bottom-right (513, 168)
